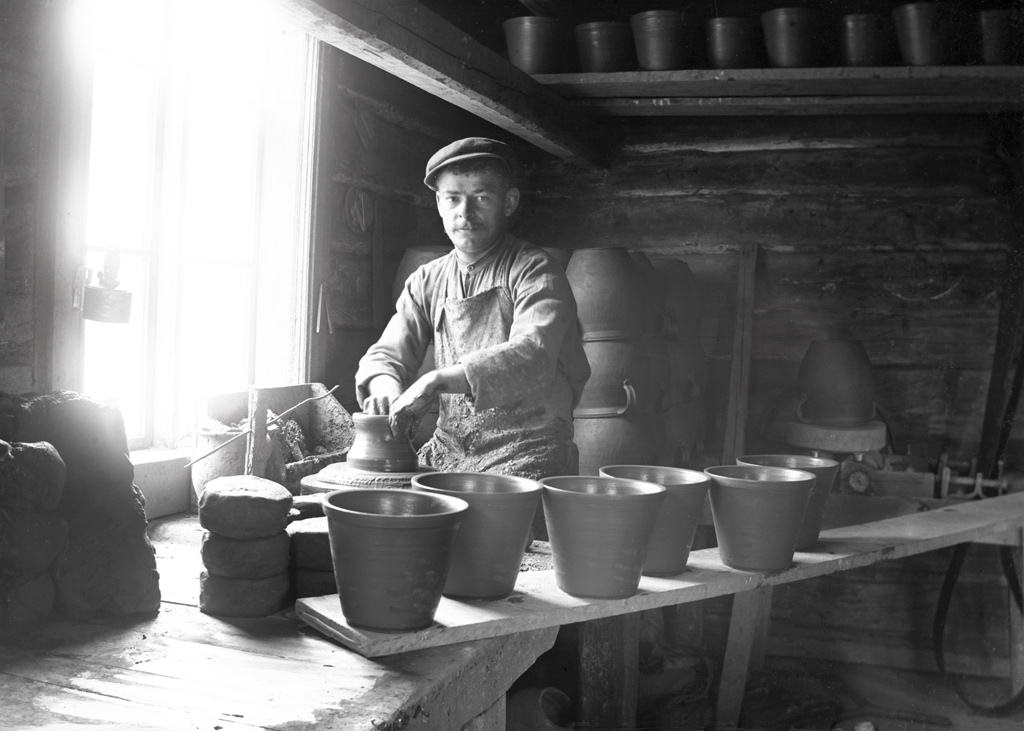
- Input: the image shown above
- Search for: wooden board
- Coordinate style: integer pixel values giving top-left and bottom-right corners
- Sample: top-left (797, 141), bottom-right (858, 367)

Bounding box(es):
top-left (296, 491), bottom-right (1024, 657)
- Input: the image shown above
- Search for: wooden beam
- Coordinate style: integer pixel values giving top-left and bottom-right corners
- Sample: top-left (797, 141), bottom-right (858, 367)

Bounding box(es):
top-left (571, 95), bottom-right (1023, 117)
top-left (276, 0), bottom-right (602, 165)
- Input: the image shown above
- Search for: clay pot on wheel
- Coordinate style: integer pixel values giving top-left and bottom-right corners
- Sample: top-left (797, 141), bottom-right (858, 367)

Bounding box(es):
top-left (541, 475), bottom-right (665, 598)
top-left (599, 465), bottom-right (710, 576)
top-left (704, 465), bottom-right (815, 572)
top-left (411, 472), bottom-right (541, 599)
top-left (736, 454), bottom-right (839, 550)
top-left (324, 488), bottom-right (468, 631)
top-left (346, 413), bottom-right (418, 472)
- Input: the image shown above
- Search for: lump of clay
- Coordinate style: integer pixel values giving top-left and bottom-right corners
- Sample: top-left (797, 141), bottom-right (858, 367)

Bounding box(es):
top-left (199, 570), bottom-right (289, 618)
top-left (201, 531), bottom-right (290, 579)
top-left (286, 516), bottom-right (333, 572)
top-left (0, 440), bottom-right (66, 512)
top-left (199, 475), bottom-right (293, 539)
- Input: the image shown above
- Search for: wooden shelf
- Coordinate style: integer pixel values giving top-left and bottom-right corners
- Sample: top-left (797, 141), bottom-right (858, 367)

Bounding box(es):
top-left (534, 66), bottom-right (1024, 116)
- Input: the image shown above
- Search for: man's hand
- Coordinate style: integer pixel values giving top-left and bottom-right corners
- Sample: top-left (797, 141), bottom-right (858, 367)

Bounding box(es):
top-left (388, 365), bottom-right (470, 438)
top-left (362, 375), bottom-right (403, 416)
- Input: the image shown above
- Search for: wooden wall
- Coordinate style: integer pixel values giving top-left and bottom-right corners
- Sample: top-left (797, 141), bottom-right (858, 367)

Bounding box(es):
top-left (0, 1), bottom-right (45, 394)
top-left (518, 114), bottom-right (1017, 467)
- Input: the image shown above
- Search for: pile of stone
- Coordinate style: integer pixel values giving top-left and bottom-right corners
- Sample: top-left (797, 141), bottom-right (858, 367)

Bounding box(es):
top-left (287, 505), bottom-right (337, 598)
top-left (198, 475), bottom-right (292, 617)
top-left (0, 391), bottom-right (161, 627)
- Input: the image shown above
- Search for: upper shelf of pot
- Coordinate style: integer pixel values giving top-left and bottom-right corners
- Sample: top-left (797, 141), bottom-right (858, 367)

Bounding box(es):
top-left (532, 66), bottom-right (1024, 116)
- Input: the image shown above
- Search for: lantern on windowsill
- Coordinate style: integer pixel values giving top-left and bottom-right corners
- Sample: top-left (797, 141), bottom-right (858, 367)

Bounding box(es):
top-left (80, 249), bottom-right (132, 324)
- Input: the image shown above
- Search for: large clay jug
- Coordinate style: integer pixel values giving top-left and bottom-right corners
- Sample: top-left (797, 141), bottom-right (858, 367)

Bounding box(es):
top-left (577, 338), bottom-right (649, 413)
top-left (797, 339), bottom-right (875, 427)
top-left (574, 410), bottom-right (664, 476)
top-left (657, 258), bottom-right (700, 341)
top-left (392, 246), bottom-right (449, 307)
top-left (566, 247), bottom-right (646, 340)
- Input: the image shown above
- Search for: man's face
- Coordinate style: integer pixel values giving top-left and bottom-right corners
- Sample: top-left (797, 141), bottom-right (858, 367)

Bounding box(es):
top-left (435, 167), bottom-right (519, 263)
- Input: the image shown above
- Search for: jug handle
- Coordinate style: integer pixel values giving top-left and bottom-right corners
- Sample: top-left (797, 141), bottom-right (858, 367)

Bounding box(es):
top-left (613, 379), bottom-right (637, 416)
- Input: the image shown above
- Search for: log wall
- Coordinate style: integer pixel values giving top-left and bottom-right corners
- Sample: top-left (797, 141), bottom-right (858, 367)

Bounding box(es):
top-left (519, 115), bottom-right (1017, 466)
top-left (0, 1), bottom-right (44, 394)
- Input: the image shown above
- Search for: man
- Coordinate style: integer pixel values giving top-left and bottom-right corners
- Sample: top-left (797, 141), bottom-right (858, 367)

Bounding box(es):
top-left (355, 137), bottom-right (589, 480)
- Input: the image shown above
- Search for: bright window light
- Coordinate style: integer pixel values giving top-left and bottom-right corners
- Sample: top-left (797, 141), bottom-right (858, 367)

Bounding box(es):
top-left (75, 0), bottom-right (318, 448)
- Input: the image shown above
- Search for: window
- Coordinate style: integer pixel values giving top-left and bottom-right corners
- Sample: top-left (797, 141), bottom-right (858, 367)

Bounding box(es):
top-left (72, 0), bottom-right (319, 449)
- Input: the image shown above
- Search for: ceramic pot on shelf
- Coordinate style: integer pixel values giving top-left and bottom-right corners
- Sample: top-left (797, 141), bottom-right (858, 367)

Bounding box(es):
top-left (575, 21), bottom-right (636, 73)
top-left (541, 475), bottom-right (665, 598)
top-left (761, 7), bottom-right (830, 68)
top-left (892, 2), bottom-right (952, 65)
top-left (599, 465), bottom-right (710, 576)
top-left (630, 9), bottom-right (690, 71)
top-left (706, 16), bottom-right (764, 69)
top-left (704, 465), bottom-right (815, 572)
top-left (840, 13), bottom-right (896, 66)
top-left (504, 16), bottom-right (567, 74)
top-left (324, 488), bottom-right (467, 631)
top-left (411, 471), bottom-right (541, 599)
top-left (736, 454), bottom-right (839, 550)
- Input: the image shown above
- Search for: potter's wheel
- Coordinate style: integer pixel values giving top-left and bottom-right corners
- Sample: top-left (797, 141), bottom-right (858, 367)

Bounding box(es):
top-left (299, 461), bottom-right (431, 494)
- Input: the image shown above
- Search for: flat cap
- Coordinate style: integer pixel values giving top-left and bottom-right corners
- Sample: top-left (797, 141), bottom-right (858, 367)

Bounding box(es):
top-left (423, 137), bottom-right (514, 189)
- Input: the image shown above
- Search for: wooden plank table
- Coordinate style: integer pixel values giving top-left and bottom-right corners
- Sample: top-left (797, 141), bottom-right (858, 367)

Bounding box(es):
top-left (0, 517), bottom-right (558, 731)
top-left (296, 492), bottom-right (1024, 727)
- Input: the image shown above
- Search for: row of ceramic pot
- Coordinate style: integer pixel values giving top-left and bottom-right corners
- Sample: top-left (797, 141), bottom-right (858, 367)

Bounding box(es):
top-left (322, 454), bottom-right (838, 633)
top-left (503, 4), bottom-right (1017, 73)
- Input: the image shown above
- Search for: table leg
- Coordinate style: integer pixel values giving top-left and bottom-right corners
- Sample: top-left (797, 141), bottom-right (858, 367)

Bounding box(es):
top-left (578, 614), bottom-right (640, 729)
top-left (1009, 529), bottom-right (1024, 694)
top-left (715, 586), bottom-right (774, 727)
top-left (462, 694), bottom-right (506, 731)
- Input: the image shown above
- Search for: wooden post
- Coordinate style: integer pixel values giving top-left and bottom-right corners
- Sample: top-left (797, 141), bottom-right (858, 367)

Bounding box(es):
top-left (715, 586), bottom-right (774, 727)
top-left (1010, 528), bottom-right (1024, 695)
top-left (577, 614), bottom-right (640, 730)
top-left (721, 243), bottom-right (758, 465)
top-left (245, 387), bottom-right (269, 478)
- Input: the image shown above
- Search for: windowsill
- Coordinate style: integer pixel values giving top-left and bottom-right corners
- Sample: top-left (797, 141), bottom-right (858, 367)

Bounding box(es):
top-left (131, 447), bottom-right (193, 521)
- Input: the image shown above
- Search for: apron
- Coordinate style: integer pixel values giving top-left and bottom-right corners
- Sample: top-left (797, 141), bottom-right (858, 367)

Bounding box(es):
top-left (417, 284), bottom-right (578, 480)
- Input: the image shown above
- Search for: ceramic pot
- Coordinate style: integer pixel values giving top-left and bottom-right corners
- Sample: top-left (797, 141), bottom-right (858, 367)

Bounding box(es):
top-left (346, 412), bottom-right (418, 472)
top-left (978, 9), bottom-right (1011, 65)
top-left (761, 7), bottom-right (830, 68)
top-left (629, 250), bottom-right (667, 336)
top-left (658, 396), bottom-right (704, 467)
top-left (657, 258), bottom-right (701, 341)
top-left (541, 475), bottom-right (665, 598)
top-left (706, 16), bottom-right (764, 69)
top-left (504, 16), bottom-right (567, 74)
top-left (577, 338), bottom-right (649, 413)
top-left (575, 21), bottom-right (635, 72)
top-left (506, 686), bottom-right (574, 731)
top-left (542, 246), bottom-right (574, 271)
top-left (630, 10), bottom-right (689, 71)
top-left (704, 465), bottom-right (815, 572)
top-left (599, 465), bottom-right (710, 575)
top-left (324, 488), bottom-right (468, 631)
top-left (411, 472), bottom-right (541, 599)
top-left (666, 338), bottom-right (706, 405)
top-left (840, 13), bottom-right (896, 66)
top-left (392, 246), bottom-right (449, 307)
top-left (736, 454), bottom-right (839, 550)
top-left (566, 247), bottom-right (646, 339)
top-left (892, 2), bottom-right (951, 65)
top-left (574, 410), bottom-right (664, 476)
top-left (797, 338), bottom-right (875, 427)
